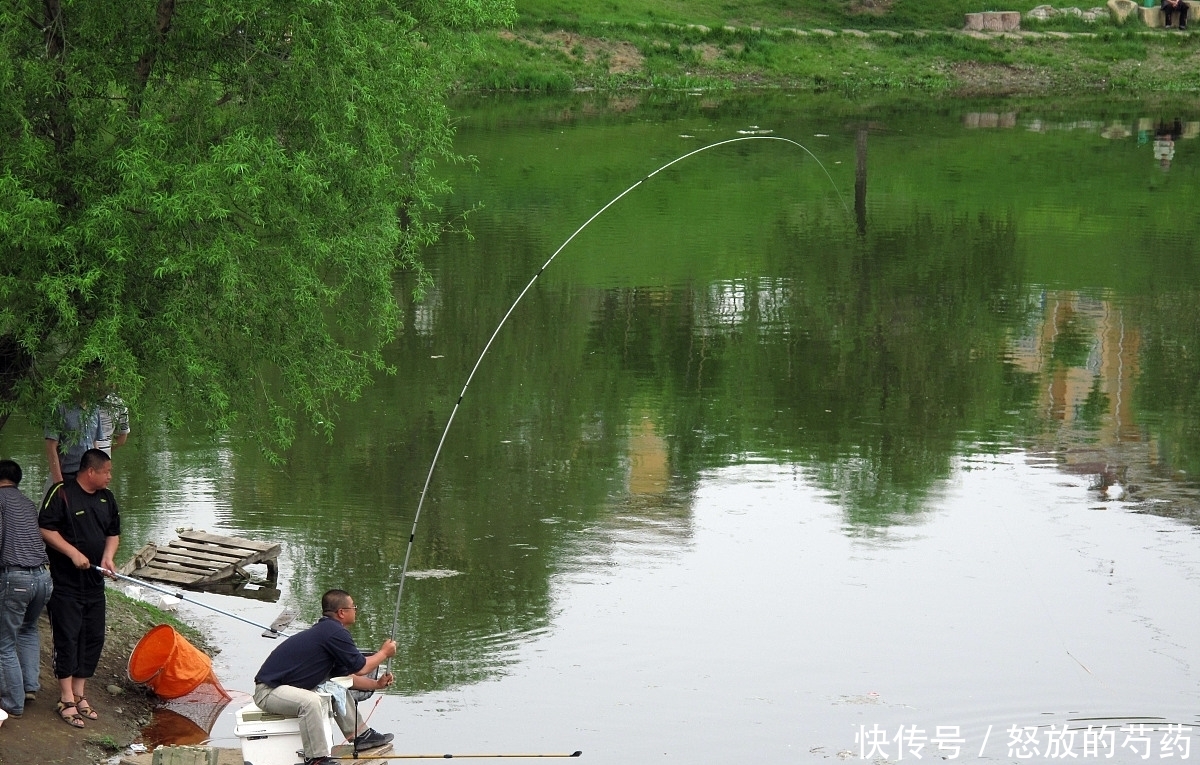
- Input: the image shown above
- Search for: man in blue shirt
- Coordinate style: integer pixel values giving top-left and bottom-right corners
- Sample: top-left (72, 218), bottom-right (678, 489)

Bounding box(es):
top-left (253, 589), bottom-right (397, 765)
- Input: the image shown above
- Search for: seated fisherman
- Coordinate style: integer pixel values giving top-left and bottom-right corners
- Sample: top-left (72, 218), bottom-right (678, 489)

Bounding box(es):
top-left (253, 589), bottom-right (397, 765)
top-left (1162, 0), bottom-right (1188, 29)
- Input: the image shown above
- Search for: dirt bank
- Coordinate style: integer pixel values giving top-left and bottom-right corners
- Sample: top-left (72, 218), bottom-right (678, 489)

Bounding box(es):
top-left (0, 592), bottom-right (208, 765)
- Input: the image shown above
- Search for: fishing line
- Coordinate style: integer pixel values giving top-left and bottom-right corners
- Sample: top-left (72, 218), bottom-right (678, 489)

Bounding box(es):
top-left (386, 135), bottom-right (849, 655)
top-left (991, 506), bottom-right (1111, 694)
top-left (97, 567), bottom-right (293, 637)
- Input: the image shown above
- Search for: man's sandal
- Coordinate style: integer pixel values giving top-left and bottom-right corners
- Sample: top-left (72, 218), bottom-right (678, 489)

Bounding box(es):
top-left (74, 696), bottom-right (99, 720)
top-left (56, 700), bottom-right (86, 728)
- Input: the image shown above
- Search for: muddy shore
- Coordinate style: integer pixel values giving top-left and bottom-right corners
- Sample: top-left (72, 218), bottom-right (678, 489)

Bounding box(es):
top-left (0, 592), bottom-right (207, 765)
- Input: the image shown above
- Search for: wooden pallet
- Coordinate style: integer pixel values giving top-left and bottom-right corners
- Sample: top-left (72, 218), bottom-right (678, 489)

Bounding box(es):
top-left (119, 530), bottom-right (280, 588)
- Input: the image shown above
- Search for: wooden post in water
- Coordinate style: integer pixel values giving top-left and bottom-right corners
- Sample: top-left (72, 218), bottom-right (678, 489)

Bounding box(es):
top-left (855, 128), bottom-right (868, 236)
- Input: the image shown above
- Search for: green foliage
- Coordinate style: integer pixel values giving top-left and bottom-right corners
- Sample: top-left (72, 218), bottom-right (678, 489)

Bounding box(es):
top-left (0, 0), bottom-right (515, 451)
top-left (86, 735), bottom-right (121, 752)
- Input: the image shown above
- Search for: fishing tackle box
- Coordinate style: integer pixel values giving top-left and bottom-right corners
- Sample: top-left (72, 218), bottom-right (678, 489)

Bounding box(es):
top-left (234, 693), bottom-right (335, 765)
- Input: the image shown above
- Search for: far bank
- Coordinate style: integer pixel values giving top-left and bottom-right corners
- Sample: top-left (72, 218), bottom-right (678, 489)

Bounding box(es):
top-left (454, 21), bottom-right (1200, 96)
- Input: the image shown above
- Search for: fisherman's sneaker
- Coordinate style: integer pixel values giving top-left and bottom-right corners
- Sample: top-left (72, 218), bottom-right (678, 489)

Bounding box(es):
top-left (303, 758), bottom-right (334, 765)
top-left (354, 728), bottom-right (394, 751)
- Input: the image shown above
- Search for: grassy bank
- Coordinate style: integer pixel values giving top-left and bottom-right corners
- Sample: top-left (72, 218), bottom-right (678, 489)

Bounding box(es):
top-left (453, 0), bottom-right (1200, 95)
top-left (512, 0), bottom-right (1095, 30)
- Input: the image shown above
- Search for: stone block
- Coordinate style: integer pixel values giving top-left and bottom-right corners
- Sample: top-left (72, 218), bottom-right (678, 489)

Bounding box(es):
top-left (151, 746), bottom-right (219, 765)
top-left (968, 11), bottom-right (1022, 31)
top-left (1112, 0), bottom-right (1135, 22)
top-left (1137, 5), bottom-right (1164, 26)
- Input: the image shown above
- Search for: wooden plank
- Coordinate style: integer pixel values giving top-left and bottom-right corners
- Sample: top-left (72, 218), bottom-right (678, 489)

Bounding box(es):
top-left (160, 543), bottom-right (246, 565)
top-left (140, 559), bottom-right (217, 576)
top-left (150, 551), bottom-right (227, 572)
top-left (178, 530), bottom-right (277, 554)
top-left (192, 559), bottom-right (244, 584)
top-left (193, 550), bottom-right (280, 583)
top-left (169, 538), bottom-right (260, 557)
top-left (118, 543), bottom-right (158, 576)
top-left (265, 608), bottom-right (296, 634)
top-left (132, 566), bottom-right (204, 585)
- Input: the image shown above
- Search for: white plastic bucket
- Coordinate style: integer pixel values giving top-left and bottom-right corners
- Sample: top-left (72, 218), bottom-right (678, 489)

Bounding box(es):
top-left (0, 707), bottom-right (8, 727)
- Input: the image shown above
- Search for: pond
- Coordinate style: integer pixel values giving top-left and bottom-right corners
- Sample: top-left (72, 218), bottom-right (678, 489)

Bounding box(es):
top-left (3, 91), bottom-right (1200, 764)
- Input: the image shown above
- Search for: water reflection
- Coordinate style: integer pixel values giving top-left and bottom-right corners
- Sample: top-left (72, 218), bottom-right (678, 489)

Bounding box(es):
top-left (1154, 119), bottom-right (1182, 172)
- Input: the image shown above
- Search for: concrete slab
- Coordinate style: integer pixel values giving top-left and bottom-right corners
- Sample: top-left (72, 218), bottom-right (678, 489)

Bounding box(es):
top-left (1137, 5), bottom-right (1164, 27)
top-left (119, 747), bottom-right (243, 765)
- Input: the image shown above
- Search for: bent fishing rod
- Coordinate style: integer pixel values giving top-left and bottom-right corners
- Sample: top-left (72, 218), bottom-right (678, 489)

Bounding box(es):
top-left (95, 566), bottom-right (292, 638)
top-left (386, 135), bottom-right (849, 654)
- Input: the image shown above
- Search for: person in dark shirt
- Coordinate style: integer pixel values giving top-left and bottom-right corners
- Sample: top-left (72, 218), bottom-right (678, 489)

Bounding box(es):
top-left (253, 589), bottom-right (397, 765)
top-left (0, 459), bottom-right (52, 718)
top-left (39, 449), bottom-right (119, 728)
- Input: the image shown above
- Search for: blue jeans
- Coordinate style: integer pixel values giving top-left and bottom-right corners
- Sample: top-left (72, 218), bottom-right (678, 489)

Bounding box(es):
top-left (0, 566), bottom-right (52, 715)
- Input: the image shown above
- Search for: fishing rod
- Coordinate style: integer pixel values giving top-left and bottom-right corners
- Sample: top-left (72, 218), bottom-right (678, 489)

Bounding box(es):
top-left (331, 752), bottom-right (582, 760)
top-left (95, 566), bottom-right (293, 638)
top-left (386, 135), bottom-right (848, 654)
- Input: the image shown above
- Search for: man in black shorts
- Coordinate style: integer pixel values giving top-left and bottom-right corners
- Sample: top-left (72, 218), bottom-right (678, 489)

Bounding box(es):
top-left (39, 448), bottom-right (120, 728)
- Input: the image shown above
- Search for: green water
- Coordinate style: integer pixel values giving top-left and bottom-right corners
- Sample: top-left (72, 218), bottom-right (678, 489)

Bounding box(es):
top-left (3, 92), bottom-right (1200, 761)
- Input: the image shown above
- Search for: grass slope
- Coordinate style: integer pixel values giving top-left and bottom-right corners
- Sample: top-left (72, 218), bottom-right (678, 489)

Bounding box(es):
top-left (517, 0), bottom-right (1055, 30)
top-left (452, 0), bottom-right (1200, 95)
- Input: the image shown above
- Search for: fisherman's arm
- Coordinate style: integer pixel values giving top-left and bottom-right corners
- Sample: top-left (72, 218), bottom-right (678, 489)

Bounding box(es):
top-left (349, 671), bottom-right (394, 691)
top-left (44, 438), bottom-right (63, 484)
top-left (101, 534), bottom-right (119, 574)
top-left (41, 528), bottom-right (91, 569)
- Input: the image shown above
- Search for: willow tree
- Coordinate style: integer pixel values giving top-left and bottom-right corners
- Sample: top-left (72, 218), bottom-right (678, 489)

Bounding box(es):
top-left (0, 0), bottom-right (512, 446)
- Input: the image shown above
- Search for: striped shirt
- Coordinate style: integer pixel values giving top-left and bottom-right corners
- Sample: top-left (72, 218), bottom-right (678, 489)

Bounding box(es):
top-left (0, 485), bottom-right (49, 568)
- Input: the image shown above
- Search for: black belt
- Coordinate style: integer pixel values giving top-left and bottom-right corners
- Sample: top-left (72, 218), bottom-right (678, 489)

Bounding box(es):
top-left (0, 565), bottom-right (47, 572)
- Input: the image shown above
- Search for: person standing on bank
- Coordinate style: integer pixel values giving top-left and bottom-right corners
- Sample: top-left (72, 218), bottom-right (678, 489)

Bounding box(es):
top-left (95, 391), bottom-right (130, 456)
top-left (0, 459), bottom-right (53, 718)
top-left (253, 589), bottom-right (397, 765)
top-left (44, 401), bottom-right (103, 486)
top-left (38, 449), bottom-right (119, 729)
